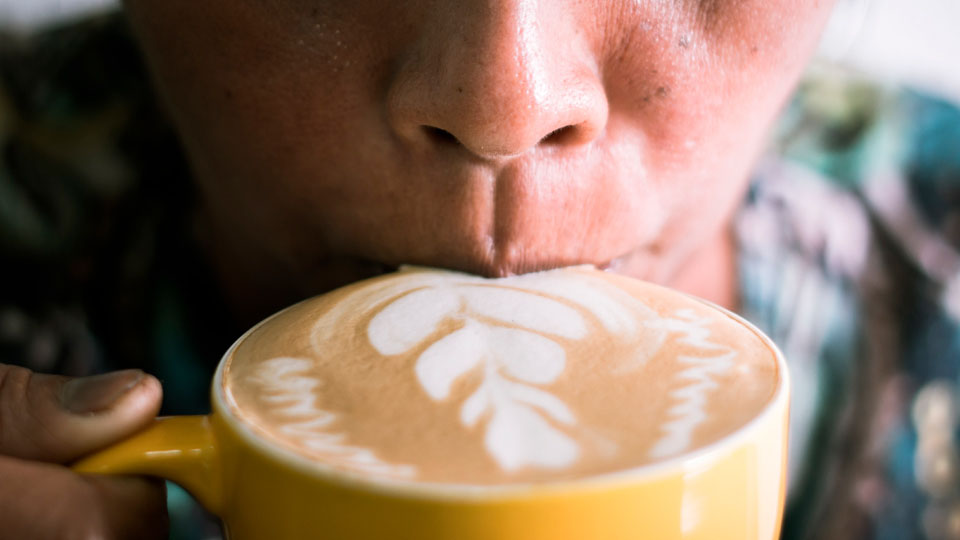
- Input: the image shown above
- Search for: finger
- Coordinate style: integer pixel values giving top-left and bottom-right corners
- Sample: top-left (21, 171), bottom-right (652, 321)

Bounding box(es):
top-left (0, 454), bottom-right (168, 540)
top-left (0, 364), bottom-right (163, 463)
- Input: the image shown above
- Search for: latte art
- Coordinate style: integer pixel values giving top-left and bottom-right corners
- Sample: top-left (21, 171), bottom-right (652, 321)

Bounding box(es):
top-left (222, 266), bottom-right (779, 484)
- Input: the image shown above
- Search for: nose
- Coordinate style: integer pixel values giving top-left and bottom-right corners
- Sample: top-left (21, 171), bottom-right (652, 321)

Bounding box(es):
top-left (386, 1), bottom-right (608, 160)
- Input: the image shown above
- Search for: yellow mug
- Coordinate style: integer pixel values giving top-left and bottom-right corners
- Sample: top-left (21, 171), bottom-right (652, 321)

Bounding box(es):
top-left (73, 276), bottom-right (789, 540)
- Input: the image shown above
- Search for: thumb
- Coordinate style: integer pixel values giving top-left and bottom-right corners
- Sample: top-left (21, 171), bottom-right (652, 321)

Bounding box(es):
top-left (0, 364), bottom-right (163, 463)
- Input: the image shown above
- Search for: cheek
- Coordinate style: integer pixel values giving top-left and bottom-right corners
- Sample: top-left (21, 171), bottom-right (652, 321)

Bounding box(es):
top-left (130, 2), bottom-right (373, 157)
top-left (606, 1), bottom-right (830, 195)
top-left (127, 1), bottom-right (399, 235)
top-left (592, 0), bottom-right (833, 265)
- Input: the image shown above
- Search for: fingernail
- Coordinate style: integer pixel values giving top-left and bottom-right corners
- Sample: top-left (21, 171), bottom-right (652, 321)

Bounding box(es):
top-left (60, 369), bottom-right (146, 414)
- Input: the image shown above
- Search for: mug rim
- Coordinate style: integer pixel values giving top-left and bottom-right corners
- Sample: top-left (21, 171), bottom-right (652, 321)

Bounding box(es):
top-left (214, 281), bottom-right (789, 501)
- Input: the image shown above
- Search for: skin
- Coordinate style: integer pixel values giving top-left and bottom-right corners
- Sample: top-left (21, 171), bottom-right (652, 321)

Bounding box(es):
top-left (122, 0), bottom-right (835, 323)
top-left (0, 0), bottom-right (835, 535)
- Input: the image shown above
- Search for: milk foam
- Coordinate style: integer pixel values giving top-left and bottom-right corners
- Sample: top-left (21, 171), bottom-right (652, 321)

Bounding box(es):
top-left (222, 266), bottom-right (778, 485)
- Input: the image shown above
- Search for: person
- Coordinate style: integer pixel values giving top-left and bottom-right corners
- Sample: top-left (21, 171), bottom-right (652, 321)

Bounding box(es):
top-left (1, 1), bottom-right (958, 538)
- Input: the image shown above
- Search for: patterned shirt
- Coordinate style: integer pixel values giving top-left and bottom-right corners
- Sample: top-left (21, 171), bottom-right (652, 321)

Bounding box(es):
top-left (2, 13), bottom-right (959, 540)
top-left (739, 72), bottom-right (960, 539)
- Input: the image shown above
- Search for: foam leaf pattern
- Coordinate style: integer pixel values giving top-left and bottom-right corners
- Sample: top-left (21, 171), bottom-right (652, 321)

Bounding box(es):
top-left (251, 357), bottom-right (417, 479)
top-left (486, 403), bottom-right (580, 471)
top-left (501, 380), bottom-right (576, 425)
top-left (509, 273), bottom-right (644, 334)
top-left (460, 286), bottom-right (588, 339)
top-left (485, 325), bottom-right (567, 384)
top-left (361, 270), bottom-right (668, 473)
top-left (368, 287), bottom-right (461, 355)
top-left (411, 321), bottom-right (578, 471)
top-left (415, 324), bottom-right (485, 400)
top-left (647, 312), bottom-right (737, 460)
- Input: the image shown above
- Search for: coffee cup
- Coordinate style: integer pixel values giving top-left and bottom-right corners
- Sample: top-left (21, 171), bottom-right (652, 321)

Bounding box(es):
top-left (73, 265), bottom-right (789, 540)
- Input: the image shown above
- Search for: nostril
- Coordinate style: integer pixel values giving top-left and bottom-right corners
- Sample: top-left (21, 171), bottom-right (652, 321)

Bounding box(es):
top-left (424, 126), bottom-right (460, 146)
top-left (421, 123), bottom-right (586, 157)
top-left (541, 125), bottom-right (577, 146)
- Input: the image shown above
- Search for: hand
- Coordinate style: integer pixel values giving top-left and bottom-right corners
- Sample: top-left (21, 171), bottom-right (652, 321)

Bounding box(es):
top-left (0, 364), bottom-right (167, 539)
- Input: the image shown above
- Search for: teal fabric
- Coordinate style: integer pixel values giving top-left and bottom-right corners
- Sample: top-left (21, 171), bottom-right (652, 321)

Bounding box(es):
top-left (739, 73), bottom-right (960, 538)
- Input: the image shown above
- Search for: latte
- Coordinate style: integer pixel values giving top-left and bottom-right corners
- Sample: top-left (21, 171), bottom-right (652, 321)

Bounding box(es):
top-left (222, 266), bottom-right (779, 485)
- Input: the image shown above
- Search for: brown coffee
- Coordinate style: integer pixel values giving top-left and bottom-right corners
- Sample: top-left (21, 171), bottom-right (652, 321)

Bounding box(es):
top-left (222, 266), bottom-right (779, 485)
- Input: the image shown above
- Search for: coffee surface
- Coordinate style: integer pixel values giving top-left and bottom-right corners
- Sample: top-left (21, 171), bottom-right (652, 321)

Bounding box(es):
top-left (222, 266), bottom-right (779, 485)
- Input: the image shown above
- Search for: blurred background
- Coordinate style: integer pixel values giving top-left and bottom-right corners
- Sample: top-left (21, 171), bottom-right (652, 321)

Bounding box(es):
top-left (1, 0), bottom-right (959, 105)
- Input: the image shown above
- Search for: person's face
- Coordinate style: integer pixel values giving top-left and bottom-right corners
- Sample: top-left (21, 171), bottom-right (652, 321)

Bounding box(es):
top-left (124, 0), bottom-right (833, 317)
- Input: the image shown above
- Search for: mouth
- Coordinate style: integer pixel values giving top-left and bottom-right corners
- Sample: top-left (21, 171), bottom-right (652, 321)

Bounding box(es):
top-left (596, 246), bottom-right (644, 274)
top-left (327, 245), bottom-right (648, 291)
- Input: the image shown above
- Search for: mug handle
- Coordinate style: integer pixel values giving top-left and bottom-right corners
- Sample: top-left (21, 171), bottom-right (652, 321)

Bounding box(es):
top-left (71, 416), bottom-right (221, 514)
